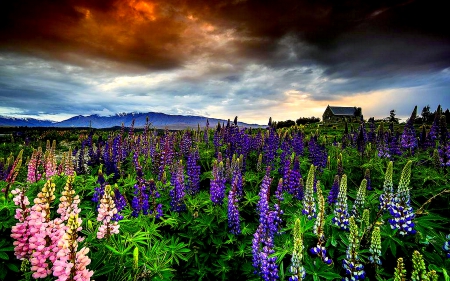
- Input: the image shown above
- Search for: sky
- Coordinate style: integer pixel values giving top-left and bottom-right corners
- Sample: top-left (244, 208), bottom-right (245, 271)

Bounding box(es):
top-left (0, 0), bottom-right (449, 124)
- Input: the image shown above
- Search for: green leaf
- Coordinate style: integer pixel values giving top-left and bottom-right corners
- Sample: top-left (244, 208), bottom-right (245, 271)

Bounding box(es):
top-left (104, 245), bottom-right (121, 255)
top-left (6, 263), bottom-right (19, 272)
top-left (0, 252), bottom-right (8, 260)
top-left (318, 271), bottom-right (342, 280)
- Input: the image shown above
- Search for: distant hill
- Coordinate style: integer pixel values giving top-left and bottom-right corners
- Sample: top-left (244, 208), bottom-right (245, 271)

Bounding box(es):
top-left (0, 112), bottom-right (263, 129)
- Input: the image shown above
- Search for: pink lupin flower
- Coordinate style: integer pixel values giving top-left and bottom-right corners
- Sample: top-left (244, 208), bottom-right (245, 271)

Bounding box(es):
top-left (27, 147), bottom-right (43, 183)
top-left (57, 175), bottom-right (81, 222)
top-left (26, 178), bottom-right (66, 279)
top-left (10, 187), bottom-right (32, 260)
top-left (97, 185), bottom-right (120, 239)
top-left (64, 148), bottom-right (75, 176)
top-left (53, 213), bottom-right (93, 281)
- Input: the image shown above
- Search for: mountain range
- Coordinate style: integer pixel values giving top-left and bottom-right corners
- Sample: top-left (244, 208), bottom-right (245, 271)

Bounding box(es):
top-left (0, 112), bottom-right (263, 129)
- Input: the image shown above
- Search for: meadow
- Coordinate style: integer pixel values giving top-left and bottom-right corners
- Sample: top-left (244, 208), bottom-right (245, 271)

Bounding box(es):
top-left (0, 106), bottom-right (449, 281)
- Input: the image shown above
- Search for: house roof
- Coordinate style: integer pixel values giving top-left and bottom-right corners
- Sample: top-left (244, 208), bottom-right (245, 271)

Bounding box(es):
top-left (327, 106), bottom-right (357, 116)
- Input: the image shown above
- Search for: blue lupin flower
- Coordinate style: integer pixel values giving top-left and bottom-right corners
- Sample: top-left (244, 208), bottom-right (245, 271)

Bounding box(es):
top-left (302, 165), bottom-right (316, 220)
top-left (388, 161), bottom-right (416, 236)
top-left (443, 234), bottom-right (450, 258)
top-left (332, 174), bottom-right (349, 230)
top-left (310, 183), bottom-right (333, 265)
top-left (342, 217), bottom-right (365, 280)
top-left (379, 161), bottom-right (394, 211)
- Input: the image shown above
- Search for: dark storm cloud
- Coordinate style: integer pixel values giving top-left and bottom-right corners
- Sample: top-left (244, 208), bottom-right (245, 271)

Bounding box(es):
top-left (1, 0), bottom-right (449, 122)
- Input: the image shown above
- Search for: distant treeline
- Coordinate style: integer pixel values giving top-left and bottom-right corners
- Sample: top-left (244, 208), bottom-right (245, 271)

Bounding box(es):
top-left (274, 117), bottom-right (321, 129)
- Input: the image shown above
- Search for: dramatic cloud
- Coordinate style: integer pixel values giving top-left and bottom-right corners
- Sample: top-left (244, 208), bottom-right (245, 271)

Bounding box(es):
top-left (0, 0), bottom-right (449, 123)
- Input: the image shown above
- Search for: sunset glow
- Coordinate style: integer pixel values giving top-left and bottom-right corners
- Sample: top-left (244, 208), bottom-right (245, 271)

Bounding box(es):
top-left (0, 0), bottom-right (449, 123)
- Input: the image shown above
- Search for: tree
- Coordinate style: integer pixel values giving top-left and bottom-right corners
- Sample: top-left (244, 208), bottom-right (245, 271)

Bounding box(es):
top-left (421, 105), bottom-right (431, 123)
top-left (389, 110), bottom-right (399, 124)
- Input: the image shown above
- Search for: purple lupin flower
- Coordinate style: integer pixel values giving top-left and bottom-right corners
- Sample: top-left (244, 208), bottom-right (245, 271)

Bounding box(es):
top-left (131, 182), bottom-right (149, 217)
top-left (327, 175), bottom-right (340, 205)
top-left (210, 160), bottom-right (226, 205)
top-left (228, 177), bottom-right (241, 235)
top-left (92, 168), bottom-right (106, 208)
top-left (388, 161), bottom-right (416, 236)
top-left (400, 106), bottom-right (418, 153)
top-left (291, 131), bottom-right (304, 157)
top-left (169, 160), bottom-right (186, 212)
top-left (332, 174), bottom-right (349, 230)
top-left (186, 147), bottom-right (201, 195)
top-left (252, 167), bottom-right (282, 281)
top-left (263, 128), bottom-right (279, 168)
top-left (288, 155), bottom-right (303, 200)
top-left (112, 186), bottom-right (126, 221)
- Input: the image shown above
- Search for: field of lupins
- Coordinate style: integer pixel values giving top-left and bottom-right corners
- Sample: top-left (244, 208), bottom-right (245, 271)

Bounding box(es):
top-left (0, 105), bottom-right (449, 281)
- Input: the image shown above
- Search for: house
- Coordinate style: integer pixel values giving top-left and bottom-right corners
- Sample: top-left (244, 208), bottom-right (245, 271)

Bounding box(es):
top-left (322, 105), bottom-right (363, 123)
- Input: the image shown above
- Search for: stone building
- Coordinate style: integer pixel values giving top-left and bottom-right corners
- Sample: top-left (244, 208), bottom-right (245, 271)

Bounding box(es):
top-left (322, 105), bottom-right (363, 123)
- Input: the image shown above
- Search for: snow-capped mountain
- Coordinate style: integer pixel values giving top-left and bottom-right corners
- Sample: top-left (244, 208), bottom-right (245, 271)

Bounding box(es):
top-left (0, 112), bottom-right (262, 129)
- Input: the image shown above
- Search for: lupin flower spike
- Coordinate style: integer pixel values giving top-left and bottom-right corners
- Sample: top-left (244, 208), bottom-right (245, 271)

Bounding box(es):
top-left (289, 218), bottom-right (306, 281)
top-left (379, 161), bottom-right (394, 211)
top-left (332, 174), bottom-right (349, 230)
top-left (97, 185), bottom-right (120, 239)
top-left (310, 183), bottom-right (333, 265)
top-left (393, 258), bottom-right (406, 281)
top-left (351, 179), bottom-right (367, 218)
top-left (368, 227), bottom-right (382, 265)
top-left (388, 161), bottom-right (416, 236)
top-left (443, 234), bottom-right (450, 258)
top-left (411, 250), bottom-right (428, 281)
top-left (302, 165), bottom-right (316, 220)
top-left (53, 213), bottom-right (93, 281)
top-left (57, 175), bottom-right (80, 222)
top-left (342, 216), bottom-right (365, 280)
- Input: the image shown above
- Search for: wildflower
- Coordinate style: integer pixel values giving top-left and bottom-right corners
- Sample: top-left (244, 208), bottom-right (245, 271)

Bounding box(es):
top-left (302, 165), bottom-right (316, 220)
top-left (252, 167), bottom-right (281, 281)
top-left (342, 217), bottom-right (365, 280)
top-left (393, 258), bottom-right (406, 281)
top-left (411, 250), bottom-right (427, 281)
top-left (400, 106), bottom-right (418, 153)
top-left (27, 148), bottom-right (43, 183)
top-left (310, 184), bottom-right (333, 265)
top-left (53, 213), bottom-right (93, 281)
top-left (169, 160), bottom-right (186, 212)
top-left (379, 161), bottom-right (394, 211)
top-left (112, 186), bottom-right (127, 221)
top-left (228, 177), bottom-right (241, 235)
top-left (332, 174), bottom-right (349, 230)
top-left (289, 218), bottom-right (306, 281)
top-left (388, 161), bottom-right (416, 236)
top-left (443, 234), bottom-right (450, 258)
top-left (57, 175), bottom-right (80, 222)
top-left (186, 147), bottom-right (201, 195)
top-left (351, 179), bottom-right (367, 219)
top-left (97, 185), bottom-right (120, 239)
top-left (368, 227), bottom-right (382, 265)
top-left (327, 175), bottom-right (340, 205)
top-left (210, 160), bottom-right (226, 206)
